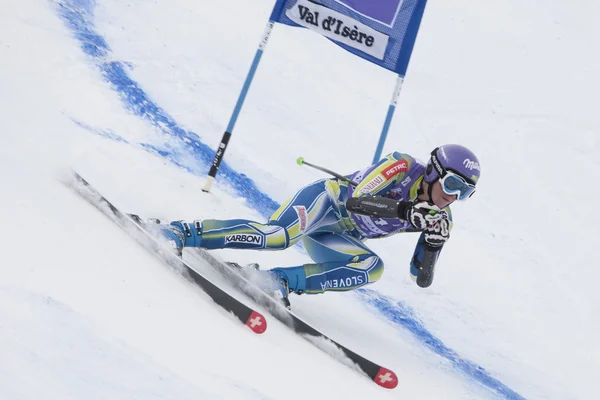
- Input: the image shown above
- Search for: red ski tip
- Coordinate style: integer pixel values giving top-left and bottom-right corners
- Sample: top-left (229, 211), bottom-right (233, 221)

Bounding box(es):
top-left (245, 311), bottom-right (267, 334)
top-left (374, 367), bottom-right (398, 389)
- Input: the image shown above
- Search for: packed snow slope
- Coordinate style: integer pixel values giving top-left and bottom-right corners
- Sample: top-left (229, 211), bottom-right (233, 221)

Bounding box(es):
top-left (0, 0), bottom-right (598, 399)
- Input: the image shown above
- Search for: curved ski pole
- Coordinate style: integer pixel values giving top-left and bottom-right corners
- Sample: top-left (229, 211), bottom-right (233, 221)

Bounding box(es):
top-left (296, 157), bottom-right (360, 187)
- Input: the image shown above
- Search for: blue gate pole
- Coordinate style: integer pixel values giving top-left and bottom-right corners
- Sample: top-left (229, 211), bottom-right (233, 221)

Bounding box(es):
top-left (372, 75), bottom-right (405, 164)
top-left (203, 1), bottom-right (285, 193)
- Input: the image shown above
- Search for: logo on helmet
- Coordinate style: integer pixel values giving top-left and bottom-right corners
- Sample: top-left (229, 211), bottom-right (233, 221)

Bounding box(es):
top-left (463, 159), bottom-right (480, 171)
top-left (439, 147), bottom-right (449, 161)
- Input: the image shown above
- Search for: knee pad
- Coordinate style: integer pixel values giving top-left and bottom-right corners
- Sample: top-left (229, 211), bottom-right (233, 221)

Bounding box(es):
top-left (358, 256), bottom-right (384, 284)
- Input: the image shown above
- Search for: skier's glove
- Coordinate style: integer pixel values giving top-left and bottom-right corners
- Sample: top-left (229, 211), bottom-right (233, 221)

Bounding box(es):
top-left (404, 201), bottom-right (450, 247)
top-left (345, 197), bottom-right (450, 247)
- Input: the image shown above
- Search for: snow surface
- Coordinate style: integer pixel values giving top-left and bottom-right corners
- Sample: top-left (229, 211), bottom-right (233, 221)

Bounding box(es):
top-left (1, 0), bottom-right (598, 398)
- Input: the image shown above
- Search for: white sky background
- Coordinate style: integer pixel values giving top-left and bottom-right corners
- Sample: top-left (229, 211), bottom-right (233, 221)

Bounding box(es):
top-left (0, 0), bottom-right (599, 399)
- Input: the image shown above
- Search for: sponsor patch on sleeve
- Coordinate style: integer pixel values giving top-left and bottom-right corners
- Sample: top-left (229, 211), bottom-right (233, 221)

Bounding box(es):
top-left (357, 174), bottom-right (385, 195)
top-left (293, 205), bottom-right (308, 234)
top-left (382, 160), bottom-right (408, 179)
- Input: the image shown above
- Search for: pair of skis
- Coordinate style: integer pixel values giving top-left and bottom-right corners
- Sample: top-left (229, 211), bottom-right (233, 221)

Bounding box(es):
top-left (67, 172), bottom-right (398, 389)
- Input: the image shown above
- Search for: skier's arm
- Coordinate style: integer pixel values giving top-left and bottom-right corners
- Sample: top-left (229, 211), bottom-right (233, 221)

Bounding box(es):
top-left (345, 196), bottom-right (452, 232)
top-left (351, 152), bottom-right (413, 197)
top-left (410, 233), bottom-right (441, 288)
top-left (410, 206), bottom-right (453, 287)
top-left (346, 196), bottom-right (453, 287)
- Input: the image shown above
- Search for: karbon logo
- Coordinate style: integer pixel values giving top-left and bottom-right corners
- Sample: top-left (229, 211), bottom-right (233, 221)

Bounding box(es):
top-left (225, 234), bottom-right (262, 245)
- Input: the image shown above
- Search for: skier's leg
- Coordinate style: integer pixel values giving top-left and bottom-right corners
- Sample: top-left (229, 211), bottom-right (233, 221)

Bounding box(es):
top-left (169, 219), bottom-right (289, 250)
top-left (164, 179), bottom-right (343, 251)
top-left (272, 231), bottom-right (384, 295)
top-left (267, 179), bottom-right (344, 242)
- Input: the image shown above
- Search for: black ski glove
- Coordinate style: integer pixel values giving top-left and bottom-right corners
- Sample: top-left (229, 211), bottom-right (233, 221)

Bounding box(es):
top-left (402, 201), bottom-right (450, 247)
top-left (345, 196), bottom-right (450, 247)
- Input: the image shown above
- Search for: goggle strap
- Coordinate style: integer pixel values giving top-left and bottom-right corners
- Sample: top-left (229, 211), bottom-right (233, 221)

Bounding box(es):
top-left (430, 150), bottom-right (446, 178)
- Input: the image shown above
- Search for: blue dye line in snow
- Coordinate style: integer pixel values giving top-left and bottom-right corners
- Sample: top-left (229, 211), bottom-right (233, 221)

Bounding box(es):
top-left (357, 289), bottom-right (525, 400)
top-left (55, 0), bottom-right (278, 218)
top-left (55, 1), bottom-right (525, 398)
top-left (71, 119), bottom-right (130, 144)
top-left (72, 119), bottom-right (196, 172)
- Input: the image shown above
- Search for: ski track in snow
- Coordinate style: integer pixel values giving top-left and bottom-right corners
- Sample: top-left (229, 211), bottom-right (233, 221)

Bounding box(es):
top-left (0, 287), bottom-right (268, 400)
top-left (53, 0), bottom-right (524, 398)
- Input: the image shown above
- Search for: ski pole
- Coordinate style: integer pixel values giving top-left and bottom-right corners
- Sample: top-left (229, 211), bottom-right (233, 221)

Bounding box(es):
top-left (296, 157), bottom-right (360, 187)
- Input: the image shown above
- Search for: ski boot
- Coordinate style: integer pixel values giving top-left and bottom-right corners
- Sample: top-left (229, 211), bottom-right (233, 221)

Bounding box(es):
top-left (128, 214), bottom-right (185, 257)
top-left (226, 262), bottom-right (292, 309)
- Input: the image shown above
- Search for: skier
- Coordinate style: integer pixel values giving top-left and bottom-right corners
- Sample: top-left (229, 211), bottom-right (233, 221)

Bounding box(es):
top-left (153, 144), bottom-right (480, 306)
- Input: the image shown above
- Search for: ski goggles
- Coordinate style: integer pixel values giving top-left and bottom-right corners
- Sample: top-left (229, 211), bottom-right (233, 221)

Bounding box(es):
top-left (439, 172), bottom-right (476, 201)
top-left (430, 149), bottom-right (477, 201)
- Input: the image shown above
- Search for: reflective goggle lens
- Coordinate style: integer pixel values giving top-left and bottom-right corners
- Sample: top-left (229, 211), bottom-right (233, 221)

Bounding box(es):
top-left (440, 173), bottom-right (476, 201)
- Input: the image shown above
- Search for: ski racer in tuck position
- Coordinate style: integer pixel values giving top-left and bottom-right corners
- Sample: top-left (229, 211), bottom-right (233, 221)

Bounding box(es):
top-left (153, 144), bottom-right (481, 306)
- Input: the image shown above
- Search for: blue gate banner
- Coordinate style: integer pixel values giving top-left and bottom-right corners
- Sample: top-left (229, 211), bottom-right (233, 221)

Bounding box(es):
top-left (271, 0), bottom-right (427, 75)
